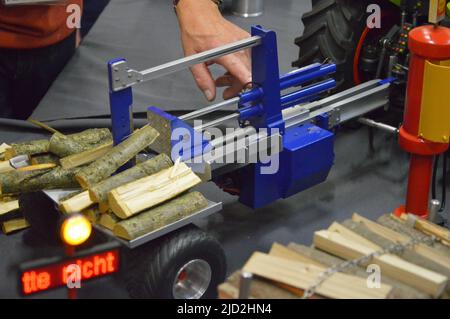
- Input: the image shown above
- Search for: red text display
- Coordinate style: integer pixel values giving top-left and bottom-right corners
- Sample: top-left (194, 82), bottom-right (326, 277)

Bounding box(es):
top-left (20, 249), bottom-right (119, 295)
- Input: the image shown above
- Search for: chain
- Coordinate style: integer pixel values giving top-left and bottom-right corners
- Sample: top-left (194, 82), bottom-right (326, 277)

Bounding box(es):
top-left (301, 235), bottom-right (438, 299)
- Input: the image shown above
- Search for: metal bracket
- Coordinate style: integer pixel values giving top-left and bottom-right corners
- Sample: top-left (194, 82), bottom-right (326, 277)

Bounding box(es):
top-left (110, 60), bottom-right (143, 91)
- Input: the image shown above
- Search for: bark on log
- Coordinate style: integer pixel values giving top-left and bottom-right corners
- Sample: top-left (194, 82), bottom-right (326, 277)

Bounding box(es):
top-left (76, 125), bottom-right (159, 189)
top-left (89, 154), bottom-right (172, 205)
top-left (114, 191), bottom-right (208, 240)
top-left (288, 243), bottom-right (428, 299)
top-left (0, 167), bottom-right (81, 195)
top-left (49, 130), bottom-right (112, 158)
top-left (5, 140), bottom-right (50, 160)
top-left (0, 168), bottom-right (51, 195)
top-left (60, 142), bottom-right (113, 169)
top-left (82, 207), bottom-right (100, 223)
top-left (30, 154), bottom-right (60, 165)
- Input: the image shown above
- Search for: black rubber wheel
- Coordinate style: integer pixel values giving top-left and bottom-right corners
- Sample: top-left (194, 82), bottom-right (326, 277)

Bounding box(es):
top-left (292, 0), bottom-right (369, 90)
top-left (124, 225), bottom-right (226, 299)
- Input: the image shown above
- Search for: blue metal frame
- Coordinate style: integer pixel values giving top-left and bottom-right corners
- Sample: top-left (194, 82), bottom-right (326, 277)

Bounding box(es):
top-left (107, 25), bottom-right (338, 209)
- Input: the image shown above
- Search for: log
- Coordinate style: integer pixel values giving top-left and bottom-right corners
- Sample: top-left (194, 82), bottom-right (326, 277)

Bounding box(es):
top-left (0, 161), bottom-right (13, 174)
top-left (314, 230), bottom-right (448, 297)
top-left (76, 125), bottom-right (159, 189)
top-left (113, 191), bottom-right (208, 240)
top-left (99, 213), bottom-right (120, 231)
top-left (0, 168), bottom-right (52, 195)
top-left (30, 154), bottom-right (60, 165)
top-left (243, 252), bottom-right (392, 299)
top-left (49, 129), bottom-right (112, 158)
top-left (89, 154), bottom-right (172, 206)
top-left (288, 243), bottom-right (428, 299)
top-left (5, 139), bottom-right (49, 160)
top-left (109, 162), bottom-right (202, 219)
top-left (0, 166), bottom-right (81, 195)
top-left (60, 142), bottom-right (113, 169)
top-left (0, 199), bottom-right (19, 216)
top-left (2, 218), bottom-right (29, 234)
top-left (59, 191), bottom-right (94, 214)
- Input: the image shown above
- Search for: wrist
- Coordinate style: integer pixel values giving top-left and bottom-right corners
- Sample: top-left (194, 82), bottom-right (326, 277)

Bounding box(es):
top-left (176, 0), bottom-right (221, 17)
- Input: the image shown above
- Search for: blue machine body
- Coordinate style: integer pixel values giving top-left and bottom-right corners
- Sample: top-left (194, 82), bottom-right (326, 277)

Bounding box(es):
top-left (108, 25), bottom-right (337, 210)
top-left (238, 123), bottom-right (335, 209)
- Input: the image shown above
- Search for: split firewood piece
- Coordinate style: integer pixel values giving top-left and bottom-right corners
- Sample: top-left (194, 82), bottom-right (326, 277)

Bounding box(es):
top-left (59, 191), bottom-right (94, 214)
top-left (5, 139), bottom-right (50, 160)
top-left (76, 125), bottom-right (159, 189)
top-left (0, 199), bottom-right (19, 216)
top-left (114, 191), bottom-right (208, 240)
top-left (401, 213), bottom-right (450, 246)
top-left (314, 230), bottom-right (448, 297)
top-left (82, 207), bottom-right (100, 223)
top-left (16, 163), bottom-right (57, 172)
top-left (99, 213), bottom-right (120, 231)
top-left (352, 213), bottom-right (450, 271)
top-left (89, 154), bottom-right (173, 207)
top-left (30, 154), bottom-right (60, 165)
top-left (288, 243), bottom-right (429, 299)
top-left (243, 252), bottom-right (392, 299)
top-left (2, 218), bottom-right (30, 234)
top-left (49, 128), bottom-right (112, 157)
top-left (0, 161), bottom-right (14, 174)
top-left (0, 166), bottom-right (81, 195)
top-left (109, 162), bottom-right (201, 219)
top-left (60, 142), bottom-right (113, 169)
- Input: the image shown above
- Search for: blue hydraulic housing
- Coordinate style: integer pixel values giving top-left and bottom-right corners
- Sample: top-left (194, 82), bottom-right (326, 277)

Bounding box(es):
top-left (238, 124), bottom-right (335, 209)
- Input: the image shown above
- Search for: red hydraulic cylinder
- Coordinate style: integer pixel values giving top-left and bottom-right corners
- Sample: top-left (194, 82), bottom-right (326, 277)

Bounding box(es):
top-left (395, 25), bottom-right (450, 218)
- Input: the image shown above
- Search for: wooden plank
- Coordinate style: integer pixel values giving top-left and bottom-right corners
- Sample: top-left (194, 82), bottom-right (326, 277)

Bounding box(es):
top-left (269, 243), bottom-right (323, 267)
top-left (314, 230), bottom-right (448, 297)
top-left (59, 191), bottom-right (94, 214)
top-left (108, 162), bottom-right (202, 219)
top-left (328, 222), bottom-right (380, 251)
top-left (2, 218), bottom-right (29, 234)
top-left (243, 252), bottom-right (392, 299)
top-left (60, 142), bottom-right (113, 169)
top-left (0, 200), bottom-right (19, 216)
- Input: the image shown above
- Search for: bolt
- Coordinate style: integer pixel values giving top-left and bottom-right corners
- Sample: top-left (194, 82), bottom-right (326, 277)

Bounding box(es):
top-left (443, 136), bottom-right (448, 142)
top-left (114, 68), bottom-right (119, 72)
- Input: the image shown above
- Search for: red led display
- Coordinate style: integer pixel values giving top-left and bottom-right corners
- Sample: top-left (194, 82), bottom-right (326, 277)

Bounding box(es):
top-left (20, 249), bottom-right (119, 295)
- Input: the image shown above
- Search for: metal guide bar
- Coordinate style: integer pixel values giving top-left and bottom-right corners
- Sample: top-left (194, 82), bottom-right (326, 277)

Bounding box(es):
top-left (111, 36), bottom-right (261, 91)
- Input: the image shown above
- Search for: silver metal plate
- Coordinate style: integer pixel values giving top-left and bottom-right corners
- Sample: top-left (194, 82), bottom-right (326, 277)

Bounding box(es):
top-left (95, 200), bottom-right (223, 249)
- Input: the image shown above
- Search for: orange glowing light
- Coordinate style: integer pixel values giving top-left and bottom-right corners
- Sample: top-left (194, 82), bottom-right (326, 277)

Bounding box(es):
top-left (60, 214), bottom-right (92, 246)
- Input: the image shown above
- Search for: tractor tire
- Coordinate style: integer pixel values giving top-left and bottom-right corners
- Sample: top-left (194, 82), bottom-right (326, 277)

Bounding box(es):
top-left (123, 224), bottom-right (226, 299)
top-left (292, 0), bottom-right (369, 91)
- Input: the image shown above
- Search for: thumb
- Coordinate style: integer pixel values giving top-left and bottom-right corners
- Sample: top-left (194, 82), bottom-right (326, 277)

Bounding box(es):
top-left (190, 63), bottom-right (216, 102)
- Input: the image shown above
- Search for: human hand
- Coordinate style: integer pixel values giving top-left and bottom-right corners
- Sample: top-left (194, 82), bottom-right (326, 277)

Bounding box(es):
top-left (176, 0), bottom-right (252, 102)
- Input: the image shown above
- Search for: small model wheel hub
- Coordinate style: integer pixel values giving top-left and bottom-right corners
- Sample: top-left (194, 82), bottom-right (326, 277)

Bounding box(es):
top-left (172, 259), bottom-right (212, 299)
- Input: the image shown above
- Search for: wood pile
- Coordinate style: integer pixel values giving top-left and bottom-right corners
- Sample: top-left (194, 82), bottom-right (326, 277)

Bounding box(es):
top-left (219, 213), bottom-right (450, 299)
top-left (0, 125), bottom-right (208, 238)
